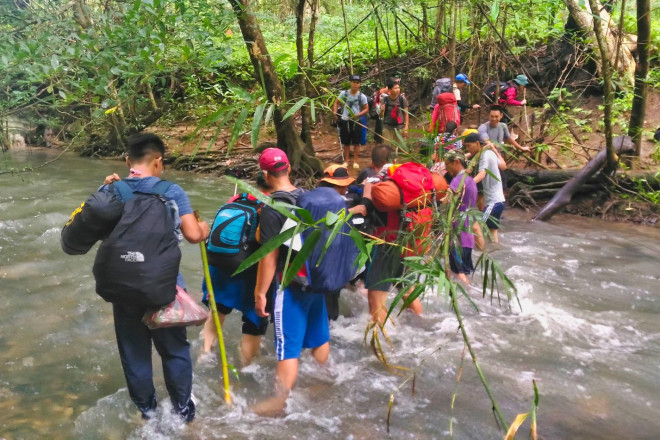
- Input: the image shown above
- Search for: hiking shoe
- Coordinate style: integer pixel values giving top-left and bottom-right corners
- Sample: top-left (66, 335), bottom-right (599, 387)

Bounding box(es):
top-left (353, 163), bottom-right (360, 169)
top-left (139, 395), bottom-right (158, 420)
top-left (341, 162), bottom-right (348, 167)
top-left (176, 397), bottom-right (196, 423)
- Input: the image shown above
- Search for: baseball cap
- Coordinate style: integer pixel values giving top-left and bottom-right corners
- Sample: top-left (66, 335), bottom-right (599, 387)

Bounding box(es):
top-left (258, 147), bottom-right (290, 172)
top-left (320, 164), bottom-right (355, 186)
top-left (445, 149), bottom-right (466, 162)
top-left (349, 74), bottom-right (361, 82)
top-left (464, 133), bottom-right (481, 144)
top-left (514, 74), bottom-right (529, 86)
top-left (455, 73), bottom-right (471, 84)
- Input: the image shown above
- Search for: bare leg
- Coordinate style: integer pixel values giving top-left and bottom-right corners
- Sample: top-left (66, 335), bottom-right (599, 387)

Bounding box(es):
top-left (368, 289), bottom-right (388, 325)
top-left (239, 334), bottom-right (261, 366)
top-left (343, 145), bottom-right (350, 165)
top-left (455, 273), bottom-right (470, 285)
top-left (202, 312), bottom-right (225, 353)
top-left (490, 228), bottom-right (499, 244)
top-left (276, 358), bottom-right (299, 392)
top-left (311, 342), bottom-right (330, 364)
top-left (353, 145), bottom-right (361, 167)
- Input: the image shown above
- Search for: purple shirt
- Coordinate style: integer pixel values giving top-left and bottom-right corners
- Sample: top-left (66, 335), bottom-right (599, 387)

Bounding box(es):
top-left (449, 171), bottom-right (477, 249)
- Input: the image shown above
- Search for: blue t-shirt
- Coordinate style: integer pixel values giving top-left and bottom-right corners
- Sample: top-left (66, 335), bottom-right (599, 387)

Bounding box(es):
top-left (100, 176), bottom-right (192, 242)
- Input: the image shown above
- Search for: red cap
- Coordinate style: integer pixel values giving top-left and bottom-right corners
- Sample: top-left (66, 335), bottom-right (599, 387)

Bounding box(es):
top-left (258, 148), bottom-right (290, 173)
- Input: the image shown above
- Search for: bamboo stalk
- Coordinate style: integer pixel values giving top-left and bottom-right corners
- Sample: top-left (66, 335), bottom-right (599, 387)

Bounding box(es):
top-left (340, 0), bottom-right (353, 75)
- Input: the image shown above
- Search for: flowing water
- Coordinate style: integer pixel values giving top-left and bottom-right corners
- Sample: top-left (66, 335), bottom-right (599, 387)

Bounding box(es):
top-left (1, 149), bottom-right (660, 440)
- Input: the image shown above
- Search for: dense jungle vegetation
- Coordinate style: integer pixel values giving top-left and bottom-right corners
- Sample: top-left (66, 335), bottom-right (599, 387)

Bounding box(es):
top-left (1, 0), bottom-right (658, 170)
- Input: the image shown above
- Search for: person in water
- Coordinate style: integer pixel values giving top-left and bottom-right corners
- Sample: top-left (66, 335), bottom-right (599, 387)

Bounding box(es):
top-left (200, 173), bottom-right (271, 366)
top-left (251, 148), bottom-right (331, 416)
top-left (101, 133), bottom-right (209, 422)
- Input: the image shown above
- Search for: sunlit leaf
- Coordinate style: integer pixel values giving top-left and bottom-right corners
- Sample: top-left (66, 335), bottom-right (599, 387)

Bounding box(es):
top-left (281, 97), bottom-right (308, 121)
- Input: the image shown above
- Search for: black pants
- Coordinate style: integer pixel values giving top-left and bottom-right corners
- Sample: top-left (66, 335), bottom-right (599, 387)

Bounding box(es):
top-left (113, 303), bottom-right (193, 415)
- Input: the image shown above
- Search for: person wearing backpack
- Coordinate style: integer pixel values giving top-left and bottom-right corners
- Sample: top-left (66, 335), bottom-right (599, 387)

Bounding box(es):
top-left (499, 74), bottom-right (528, 107)
top-left (251, 148), bottom-right (330, 415)
top-left (200, 173), bottom-right (271, 366)
top-left (317, 164), bottom-right (367, 320)
top-left (429, 91), bottom-right (460, 134)
top-left (332, 75), bottom-right (369, 169)
top-left (442, 149), bottom-right (479, 285)
top-left (429, 77), bottom-right (452, 110)
top-left (360, 162), bottom-right (443, 324)
top-left (453, 73), bottom-right (480, 116)
top-left (380, 78), bottom-right (409, 145)
top-left (98, 133), bottom-right (209, 422)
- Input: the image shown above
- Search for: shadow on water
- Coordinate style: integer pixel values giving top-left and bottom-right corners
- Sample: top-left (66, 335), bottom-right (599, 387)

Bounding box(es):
top-left (2, 150), bottom-right (660, 439)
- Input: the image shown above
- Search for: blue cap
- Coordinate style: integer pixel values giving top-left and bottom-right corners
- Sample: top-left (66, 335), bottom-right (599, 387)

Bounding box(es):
top-left (455, 73), bottom-right (470, 84)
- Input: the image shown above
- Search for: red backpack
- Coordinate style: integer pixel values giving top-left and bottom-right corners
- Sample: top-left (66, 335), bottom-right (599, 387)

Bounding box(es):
top-left (429, 92), bottom-right (460, 133)
top-left (374, 162), bottom-right (436, 257)
top-left (389, 162), bottom-right (435, 209)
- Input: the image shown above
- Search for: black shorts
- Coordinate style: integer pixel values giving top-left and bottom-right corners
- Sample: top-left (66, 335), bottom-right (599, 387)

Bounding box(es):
top-left (203, 301), bottom-right (268, 336)
top-left (339, 119), bottom-right (362, 146)
top-left (365, 245), bottom-right (404, 292)
top-left (449, 247), bottom-right (474, 275)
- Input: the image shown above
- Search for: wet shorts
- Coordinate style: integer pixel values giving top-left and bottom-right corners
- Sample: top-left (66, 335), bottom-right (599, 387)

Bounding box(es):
top-left (339, 119), bottom-right (362, 146)
top-left (273, 284), bottom-right (330, 361)
top-left (365, 245), bottom-right (404, 292)
top-left (449, 247), bottom-right (474, 275)
top-left (483, 202), bottom-right (505, 230)
top-left (208, 302), bottom-right (268, 336)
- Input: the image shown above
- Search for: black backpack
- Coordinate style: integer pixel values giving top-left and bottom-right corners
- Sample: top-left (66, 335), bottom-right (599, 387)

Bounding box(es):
top-left (93, 180), bottom-right (181, 307)
top-left (367, 95), bottom-right (379, 120)
top-left (484, 81), bottom-right (511, 103)
top-left (206, 193), bottom-right (262, 273)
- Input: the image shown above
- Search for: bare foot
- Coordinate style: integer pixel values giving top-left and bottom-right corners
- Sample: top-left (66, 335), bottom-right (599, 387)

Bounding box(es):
top-left (250, 395), bottom-right (288, 418)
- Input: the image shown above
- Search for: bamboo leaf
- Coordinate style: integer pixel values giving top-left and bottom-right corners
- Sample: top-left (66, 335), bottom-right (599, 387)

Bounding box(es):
top-left (504, 412), bottom-right (530, 440)
top-left (251, 103), bottom-right (266, 149)
top-left (281, 229), bottom-right (321, 288)
top-left (318, 217), bottom-right (346, 264)
top-left (310, 98), bottom-right (316, 123)
top-left (490, 0), bottom-right (500, 22)
top-left (281, 97), bottom-right (308, 121)
top-left (325, 210), bottom-right (340, 226)
top-left (226, 107), bottom-right (249, 156)
top-left (264, 104), bottom-right (275, 126)
top-left (232, 226), bottom-right (299, 276)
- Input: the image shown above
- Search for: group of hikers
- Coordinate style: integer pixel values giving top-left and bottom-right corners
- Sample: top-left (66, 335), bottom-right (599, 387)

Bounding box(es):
top-left (60, 71), bottom-right (531, 422)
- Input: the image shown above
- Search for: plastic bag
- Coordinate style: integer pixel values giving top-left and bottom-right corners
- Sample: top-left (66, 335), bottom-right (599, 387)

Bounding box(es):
top-left (142, 286), bottom-right (209, 329)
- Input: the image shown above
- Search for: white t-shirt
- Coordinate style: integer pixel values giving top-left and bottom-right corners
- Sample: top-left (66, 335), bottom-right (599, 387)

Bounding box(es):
top-left (478, 149), bottom-right (505, 205)
top-left (339, 90), bottom-right (368, 121)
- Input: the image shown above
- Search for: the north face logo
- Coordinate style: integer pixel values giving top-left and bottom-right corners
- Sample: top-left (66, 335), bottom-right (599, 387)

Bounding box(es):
top-left (120, 251), bottom-right (145, 262)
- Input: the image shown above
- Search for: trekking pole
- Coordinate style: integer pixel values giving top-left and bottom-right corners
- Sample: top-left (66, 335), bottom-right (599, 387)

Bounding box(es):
top-left (195, 211), bottom-right (232, 405)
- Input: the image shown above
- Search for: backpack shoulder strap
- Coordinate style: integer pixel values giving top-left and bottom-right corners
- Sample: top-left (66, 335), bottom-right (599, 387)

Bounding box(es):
top-left (150, 179), bottom-right (174, 196)
top-left (112, 180), bottom-right (134, 203)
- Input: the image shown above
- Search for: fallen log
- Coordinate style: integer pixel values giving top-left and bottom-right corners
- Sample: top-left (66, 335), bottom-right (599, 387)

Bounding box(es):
top-left (532, 135), bottom-right (635, 222)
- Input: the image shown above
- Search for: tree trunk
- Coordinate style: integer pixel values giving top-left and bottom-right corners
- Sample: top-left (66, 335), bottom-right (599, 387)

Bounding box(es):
top-left (533, 136), bottom-right (634, 222)
top-left (295, 0), bottom-right (314, 154)
top-left (227, 0), bottom-right (322, 173)
top-left (627, 0), bottom-right (651, 159)
top-left (587, 0), bottom-right (618, 173)
top-left (435, 0), bottom-right (445, 49)
top-left (562, 0), bottom-right (636, 86)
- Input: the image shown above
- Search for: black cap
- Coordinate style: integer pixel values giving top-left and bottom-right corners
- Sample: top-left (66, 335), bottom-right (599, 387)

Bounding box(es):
top-left (464, 133), bottom-right (481, 144)
top-left (349, 75), bottom-right (361, 82)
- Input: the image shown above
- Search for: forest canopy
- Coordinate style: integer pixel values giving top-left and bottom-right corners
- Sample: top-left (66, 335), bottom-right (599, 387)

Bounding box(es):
top-left (0, 0), bottom-right (658, 162)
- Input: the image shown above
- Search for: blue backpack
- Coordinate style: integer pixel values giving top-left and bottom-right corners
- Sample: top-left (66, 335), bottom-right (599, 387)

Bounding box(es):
top-left (207, 193), bottom-right (262, 273)
top-left (296, 187), bottom-right (360, 292)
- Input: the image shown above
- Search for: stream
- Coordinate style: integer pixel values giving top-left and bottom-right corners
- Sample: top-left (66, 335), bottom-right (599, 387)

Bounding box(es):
top-left (1, 149), bottom-right (660, 439)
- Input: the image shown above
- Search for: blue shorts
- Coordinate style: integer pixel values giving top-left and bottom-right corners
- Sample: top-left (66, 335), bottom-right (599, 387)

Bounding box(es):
top-left (483, 202), bottom-right (505, 230)
top-left (273, 284), bottom-right (330, 361)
